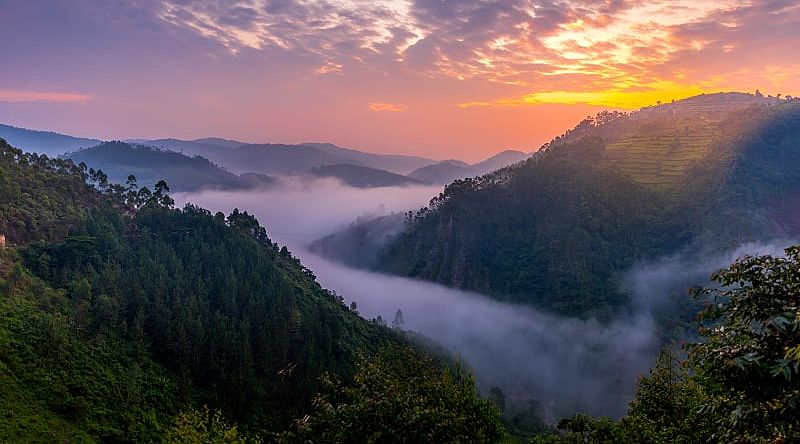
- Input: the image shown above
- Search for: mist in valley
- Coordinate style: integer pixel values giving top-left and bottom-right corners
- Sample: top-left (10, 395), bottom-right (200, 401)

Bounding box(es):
top-left (176, 179), bottom-right (796, 420)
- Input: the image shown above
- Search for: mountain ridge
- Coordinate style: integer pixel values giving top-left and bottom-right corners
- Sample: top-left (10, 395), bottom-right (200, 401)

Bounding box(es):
top-left (317, 93), bottom-right (800, 317)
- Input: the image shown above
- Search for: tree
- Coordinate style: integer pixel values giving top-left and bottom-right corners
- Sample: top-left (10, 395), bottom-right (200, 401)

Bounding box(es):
top-left (488, 387), bottom-right (506, 413)
top-left (164, 407), bottom-right (248, 443)
top-left (281, 345), bottom-right (505, 443)
top-left (689, 246), bottom-right (800, 442)
top-left (622, 348), bottom-right (712, 443)
top-left (392, 308), bottom-right (404, 329)
top-left (153, 180), bottom-right (175, 208)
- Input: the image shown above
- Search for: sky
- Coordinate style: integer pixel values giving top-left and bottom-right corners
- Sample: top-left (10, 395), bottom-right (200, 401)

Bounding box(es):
top-left (1, 0), bottom-right (798, 161)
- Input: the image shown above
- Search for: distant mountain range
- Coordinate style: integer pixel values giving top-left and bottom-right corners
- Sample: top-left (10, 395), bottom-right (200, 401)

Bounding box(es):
top-left (0, 124), bottom-right (532, 190)
top-left (134, 138), bottom-right (437, 175)
top-left (314, 92), bottom-right (800, 318)
top-left (407, 150), bottom-right (530, 184)
top-left (0, 124), bottom-right (100, 155)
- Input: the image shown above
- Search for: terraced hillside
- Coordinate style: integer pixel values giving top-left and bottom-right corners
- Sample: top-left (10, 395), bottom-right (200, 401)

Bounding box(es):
top-left (604, 120), bottom-right (719, 189)
top-left (552, 92), bottom-right (788, 191)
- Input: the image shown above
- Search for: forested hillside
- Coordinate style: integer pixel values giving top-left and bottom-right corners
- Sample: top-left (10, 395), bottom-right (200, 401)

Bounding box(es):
top-left (333, 94), bottom-right (800, 318)
top-left (0, 139), bottom-right (503, 442)
top-left (68, 142), bottom-right (274, 192)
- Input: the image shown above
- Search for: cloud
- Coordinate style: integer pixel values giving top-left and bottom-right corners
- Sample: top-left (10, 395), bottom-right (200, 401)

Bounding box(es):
top-left (369, 101), bottom-right (408, 112)
top-left (173, 178), bottom-right (799, 421)
top-left (459, 81), bottom-right (709, 109)
top-left (0, 89), bottom-right (91, 103)
top-left (147, 0), bottom-right (800, 108)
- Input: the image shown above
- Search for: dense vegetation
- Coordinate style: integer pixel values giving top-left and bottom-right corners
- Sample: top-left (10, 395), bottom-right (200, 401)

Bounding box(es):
top-left (68, 141), bottom-right (274, 192)
top-left (538, 246), bottom-right (800, 443)
top-left (0, 138), bottom-right (503, 442)
top-left (371, 95), bottom-right (800, 318)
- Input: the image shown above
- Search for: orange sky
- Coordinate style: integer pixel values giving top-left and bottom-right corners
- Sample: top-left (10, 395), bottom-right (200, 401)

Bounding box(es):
top-left (1, 0), bottom-right (798, 162)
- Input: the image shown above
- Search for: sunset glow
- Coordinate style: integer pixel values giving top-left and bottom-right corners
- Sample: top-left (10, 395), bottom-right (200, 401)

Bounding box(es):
top-left (1, 0), bottom-right (798, 160)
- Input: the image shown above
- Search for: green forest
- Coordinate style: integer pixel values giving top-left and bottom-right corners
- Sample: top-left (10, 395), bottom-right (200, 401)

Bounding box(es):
top-left (0, 139), bottom-right (503, 442)
top-left (379, 99), bottom-right (800, 319)
top-left (1, 96), bottom-right (799, 442)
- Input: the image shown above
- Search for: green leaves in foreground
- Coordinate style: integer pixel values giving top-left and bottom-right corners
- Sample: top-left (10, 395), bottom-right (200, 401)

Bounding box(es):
top-left (280, 344), bottom-right (506, 444)
top-left (690, 246), bottom-right (800, 442)
top-left (544, 245), bottom-right (800, 443)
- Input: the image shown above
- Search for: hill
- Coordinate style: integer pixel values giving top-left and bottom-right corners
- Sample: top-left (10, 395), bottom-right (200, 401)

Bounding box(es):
top-left (408, 161), bottom-right (474, 184)
top-left (309, 164), bottom-right (423, 188)
top-left (302, 142), bottom-right (436, 174)
top-left (319, 93), bottom-right (800, 318)
top-left (472, 150), bottom-right (530, 174)
top-left (408, 151), bottom-right (530, 185)
top-left (139, 138), bottom-right (440, 175)
top-left (0, 138), bottom-right (503, 441)
top-left (0, 123), bottom-right (101, 156)
top-left (67, 141), bottom-right (274, 192)
top-left (139, 139), bottom-right (363, 174)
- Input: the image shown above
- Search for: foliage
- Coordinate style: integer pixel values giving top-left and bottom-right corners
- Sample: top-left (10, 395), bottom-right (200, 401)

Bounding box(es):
top-left (536, 245), bottom-right (800, 443)
top-left (0, 138), bottom-right (97, 244)
top-left (164, 407), bottom-right (252, 444)
top-left (0, 253), bottom-right (178, 442)
top-left (382, 137), bottom-right (670, 318)
top-left (1, 139), bottom-right (504, 442)
top-left (689, 246), bottom-right (800, 442)
top-left (280, 344), bottom-right (506, 443)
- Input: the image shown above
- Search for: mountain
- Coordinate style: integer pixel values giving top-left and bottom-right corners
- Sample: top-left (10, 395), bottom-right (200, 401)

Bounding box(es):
top-left (309, 164), bottom-right (423, 188)
top-left (137, 139), bottom-right (362, 174)
top-left (67, 141), bottom-right (274, 192)
top-left (302, 142), bottom-right (436, 174)
top-left (472, 150), bottom-right (530, 174)
top-left (138, 138), bottom-right (441, 176)
top-left (0, 123), bottom-right (101, 156)
top-left (317, 93), bottom-right (800, 318)
top-left (128, 137), bottom-right (236, 160)
top-left (407, 160), bottom-right (474, 184)
top-left (191, 137), bottom-right (246, 149)
top-left (407, 151), bottom-right (530, 185)
top-left (0, 139), bottom-right (503, 441)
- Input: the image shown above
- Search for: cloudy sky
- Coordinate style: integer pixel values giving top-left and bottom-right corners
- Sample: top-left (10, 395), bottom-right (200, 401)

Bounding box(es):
top-left (1, 0), bottom-right (798, 161)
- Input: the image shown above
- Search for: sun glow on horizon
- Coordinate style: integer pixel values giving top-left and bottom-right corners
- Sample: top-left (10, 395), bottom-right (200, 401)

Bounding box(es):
top-left (459, 82), bottom-right (712, 109)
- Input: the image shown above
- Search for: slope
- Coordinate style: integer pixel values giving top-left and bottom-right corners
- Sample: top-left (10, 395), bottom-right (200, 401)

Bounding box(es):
top-left (408, 151), bottom-right (530, 185)
top-left (0, 123), bottom-right (101, 156)
top-left (67, 141), bottom-right (274, 192)
top-left (138, 138), bottom-right (440, 175)
top-left (0, 138), bottom-right (503, 441)
top-left (303, 142), bottom-right (436, 174)
top-left (327, 94), bottom-right (800, 318)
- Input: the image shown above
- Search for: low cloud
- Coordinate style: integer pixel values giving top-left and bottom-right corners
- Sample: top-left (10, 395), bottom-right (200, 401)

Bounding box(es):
top-left (0, 89), bottom-right (91, 103)
top-left (176, 180), bottom-right (798, 421)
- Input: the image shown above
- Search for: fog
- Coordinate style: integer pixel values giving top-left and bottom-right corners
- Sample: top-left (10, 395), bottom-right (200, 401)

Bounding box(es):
top-left (175, 179), bottom-right (796, 420)
top-left (175, 176), bottom-right (442, 252)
